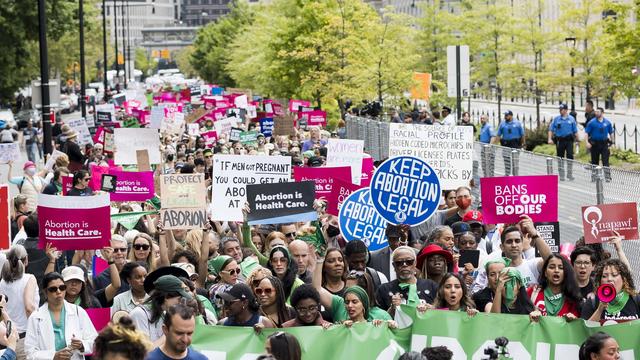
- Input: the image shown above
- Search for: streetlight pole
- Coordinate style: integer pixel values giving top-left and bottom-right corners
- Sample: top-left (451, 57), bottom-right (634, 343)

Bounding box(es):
top-left (79, 0), bottom-right (87, 120)
top-left (121, 0), bottom-right (127, 89)
top-left (114, 0), bottom-right (119, 90)
top-left (102, 0), bottom-right (108, 100)
top-left (37, 0), bottom-right (52, 155)
top-left (565, 37), bottom-right (577, 118)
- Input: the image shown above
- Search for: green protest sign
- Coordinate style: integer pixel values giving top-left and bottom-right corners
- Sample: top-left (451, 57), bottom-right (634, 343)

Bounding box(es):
top-left (191, 310), bottom-right (639, 359)
top-left (239, 130), bottom-right (259, 146)
top-left (123, 117), bottom-right (140, 128)
top-left (111, 211), bottom-right (157, 230)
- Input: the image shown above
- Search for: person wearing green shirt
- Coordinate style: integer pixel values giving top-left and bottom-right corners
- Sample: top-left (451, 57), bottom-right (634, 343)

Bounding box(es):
top-left (266, 247), bottom-right (304, 305)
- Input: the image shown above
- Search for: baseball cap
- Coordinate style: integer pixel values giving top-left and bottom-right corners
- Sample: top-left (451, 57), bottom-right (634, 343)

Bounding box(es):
top-left (61, 266), bottom-right (85, 283)
top-left (153, 275), bottom-right (193, 299)
top-left (504, 110), bottom-right (513, 116)
top-left (451, 221), bottom-right (471, 236)
top-left (143, 266), bottom-right (189, 294)
top-left (172, 262), bottom-right (198, 281)
top-left (23, 161), bottom-right (36, 170)
top-left (203, 148), bottom-right (213, 157)
top-left (216, 283), bottom-right (254, 303)
top-left (463, 210), bottom-right (483, 225)
top-left (307, 156), bottom-right (323, 167)
top-left (559, 103), bottom-right (568, 110)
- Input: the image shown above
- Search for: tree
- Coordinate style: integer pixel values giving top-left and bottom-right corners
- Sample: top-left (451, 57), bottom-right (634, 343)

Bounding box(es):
top-left (135, 48), bottom-right (155, 78)
top-left (176, 46), bottom-right (196, 78)
top-left (190, 0), bottom-right (253, 87)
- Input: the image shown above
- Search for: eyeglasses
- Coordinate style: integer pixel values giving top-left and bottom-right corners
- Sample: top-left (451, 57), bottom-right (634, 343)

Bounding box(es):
top-left (574, 261), bottom-right (592, 267)
top-left (133, 244), bottom-right (150, 251)
top-left (113, 247), bottom-right (128, 253)
top-left (47, 285), bottom-right (67, 293)
top-left (223, 268), bottom-right (241, 276)
top-left (347, 270), bottom-right (365, 279)
top-left (295, 305), bottom-right (318, 314)
top-left (393, 259), bottom-right (415, 268)
top-left (285, 232), bottom-right (296, 238)
top-left (255, 288), bottom-right (274, 296)
top-left (252, 278), bottom-right (265, 288)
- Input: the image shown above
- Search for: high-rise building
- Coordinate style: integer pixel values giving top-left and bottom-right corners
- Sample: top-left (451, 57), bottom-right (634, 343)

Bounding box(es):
top-left (180, 0), bottom-right (233, 27)
top-left (104, 0), bottom-right (177, 47)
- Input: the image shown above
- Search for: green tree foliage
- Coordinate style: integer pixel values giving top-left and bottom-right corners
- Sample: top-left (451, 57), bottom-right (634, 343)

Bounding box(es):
top-left (135, 48), bottom-right (155, 78)
top-left (190, 0), bottom-right (253, 87)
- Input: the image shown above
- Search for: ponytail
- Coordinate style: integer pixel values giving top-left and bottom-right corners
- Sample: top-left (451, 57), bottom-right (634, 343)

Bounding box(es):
top-left (1, 245), bottom-right (27, 282)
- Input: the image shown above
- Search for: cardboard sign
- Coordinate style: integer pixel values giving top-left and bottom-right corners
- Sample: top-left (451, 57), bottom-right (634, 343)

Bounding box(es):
top-left (150, 106), bottom-right (164, 129)
top-left (289, 99), bottom-right (311, 112)
top-left (66, 117), bottom-right (94, 146)
top-left (160, 174), bottom-right (206, 209)
top-left (339, 188), bottom-right (388, 251)
top-left (160, 208), bottom-right (208, 230)
top-left (113, 128), bottom-right (161, 165)
top-left (37, 193), bottom-right (111, 250)
top-left (535, 222), bottom-right (560, 256)
top-left (273, 115), bottom-right (296, 136)
top-left (293, 166), bottom-right (352, 200)
top-left (259, 118), bottom-right (274, 137)
top-left (246, 181), bottom-right (316, 225)
top-left (108, 170), bottom-right (155, 202)
top-left (370, 156), bottom-right (441, 226)
top-left (185, 107), bottom-right (209, 124)
top-left (326, 178), bottom-right (362, 216)
top-left (239, 130), bottom-right (259, 146)
top-left (136, 150), bottom-right (151, 172)
top-left (326, 139), bottom-right (365, 185)
top-left (214, 117), bottom-right (237, 137)
top-left (0, 143), bottom-right (21, 162)
top-left (211, 155), bottom-right (292, 222)
top-left (388, 123), bottom-right (474, 189)
top-left (581, 202), bottom-right (639, 244)
top-left (0, 185), bottom-right (9, 249)
top-left (480, 175), bottom-right (558, 224)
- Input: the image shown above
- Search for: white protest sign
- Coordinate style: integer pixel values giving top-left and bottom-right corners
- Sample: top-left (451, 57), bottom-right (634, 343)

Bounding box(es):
top-left (0, 143), bottom-right (20, 162)
top-left (66, 117), bottom-right (94, 146)
top-left (388, 123), bottom-right (474, 189)
top-left (113, 128), bottom-right (161, 165)
top-left (326, 139), bottom-right (364, 185)
top-left (150, 106), bottom-right (164, 129)
top-left (44, 150), bottom-right (66, 171)
top-left (188, 123), bottom-right (200, 137)
top-left (214, 117), bottom-right (238, 137)
top-left (211, 155), bottom-right (292, 222)
top-left (234, 95), bottom-right (248, 109)
top-left (246, 105), bottom-right (257, 119)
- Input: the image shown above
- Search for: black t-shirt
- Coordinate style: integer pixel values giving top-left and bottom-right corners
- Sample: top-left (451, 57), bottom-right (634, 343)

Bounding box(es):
top-left (376, 279), bottom-right (438, 311)
top-left (579, 279), bottom-right (594, 299)
top-left (444, 213), bottom-right (463, 227)
top-left (472, 287), bottom-right (533, 315)
top-left (67, 187), bottom-right (94, 196)
top-left (581, 295), bottom-right (640, 322)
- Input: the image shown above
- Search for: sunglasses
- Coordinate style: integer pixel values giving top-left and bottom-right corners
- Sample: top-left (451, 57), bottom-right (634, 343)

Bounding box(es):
top-left (284, 232), bottom-right (296, 238)
top-left (223, 268), bottom-right (241, 276)
top-left (295, 305), bottom-right (318, 314)
top-left (133, 244), bottom-right (150, 251)
top-left (47, 285), bottom-right (67, 293)
top-left (83, 177), bottom-right (91, 181)
top-left (113, 248), bottom-right (128, 253)
top-left (255, 288), bottom-right (274, 296)
top-left (393, 259), bottom-right (415, 268)
top-left (252, 278), bottom-right (265, 288)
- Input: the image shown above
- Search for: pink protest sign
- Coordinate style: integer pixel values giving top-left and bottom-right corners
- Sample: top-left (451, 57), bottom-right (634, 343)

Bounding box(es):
top-left (480, 175), bottom-right (558, 224)
top-left (201, 130), bottom-right (218, 147)
top-left (326, 178), bottom-right (362, 216)
top-left (361, 157), bottom-right (374, 187)
top-left (203, 96), bottom-right (216, 109)
top-left (289, 99), bottom-right (311, 112)
top-left (85, 308), bottom-right (111, 331)
top-left (37, 193), bottom-right (111, 250)
top-left (581, 202), bottom-right (639, 244)
top-left (90, 164), bottom-right (122, 191)
top-left (109, 170), bottom-right (155, 202)
top-left (61, 175), bottom-right (73, 195)
top-left (293, 166), bottom-right (352, 200)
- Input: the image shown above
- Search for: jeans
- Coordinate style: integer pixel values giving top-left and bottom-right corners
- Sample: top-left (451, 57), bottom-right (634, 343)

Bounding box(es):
top-left (26, 142), bottom-right (38, 163)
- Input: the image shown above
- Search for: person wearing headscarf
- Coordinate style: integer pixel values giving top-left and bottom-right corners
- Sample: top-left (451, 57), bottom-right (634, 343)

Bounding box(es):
top-left (265, 247), bottom-right (304, 304)
top-left (208, 255), bottom-right (240, 315)
top-left (472, 258), bottom-right (534, 314)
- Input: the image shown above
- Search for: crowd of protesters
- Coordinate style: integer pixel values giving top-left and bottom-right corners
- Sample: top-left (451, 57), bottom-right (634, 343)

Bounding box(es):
top-left (0, 84), bottom-right (630, 360)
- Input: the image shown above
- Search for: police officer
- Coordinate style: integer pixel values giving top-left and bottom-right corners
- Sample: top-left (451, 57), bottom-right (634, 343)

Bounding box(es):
top-left (479, 114), bottom-right (496, 177)
top-left (497, 110), bottom-right (524, 176)
top-left (548, 103), bottom-right (578, 181)
top-left (585, 107), bottom-right (613, 182)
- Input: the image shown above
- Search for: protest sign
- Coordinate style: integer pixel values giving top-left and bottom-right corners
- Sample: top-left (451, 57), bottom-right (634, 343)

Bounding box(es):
top-left (370, 156), bottom-right (441, 226)
top-left (326, 139), bottom-right (365, 185)
top-left (273, 115), bottom-right (296, 136)
top-left (229, 127), bottom-right (242, 142)
top-left (293, 166), bottom-right (351, 200)
top-left (480, 175), bottom-right (558, 224)
top-left (103, 131), bottom-right (115, 153)
top-left (95, 104), bottom-right (115, 123)
top-left (0, 143), bottom-right (20, 162)
top-left (211, 155), bottom-right (292, 222)
top-left (246, 105), bottom-right (257, 119)
top-left (214, 117), bottom-right (237, 137)
top-left (187, 123), bottom-right (200, 137)
top-left (0, 185), bottom-right (8, 249)
top-left (289, 99), bottom-right (311, 112)
top-left (239, 130), bottom-right (259, 146)
top-left (306, 110), bottom-right (327, 128)
top-left (535, 221), bottom-right (560, 257)
top-left (234, 94), bottom-right (248, 109)
top-left (61, 175), bottom-right (73, 195)
top-left (66, 117), bottom-right (93, 146)
top-left (200, 130), bottom-right (218, 147)
top-left (160, 208), bottom-right (208, 230)
top-left (361, 157), bottom-right (374, 187)
top-left (44, 150), bottom-right (66, 171)
top-left (111, 211), bottom-right (157, 231)
top-left (37, 193), bottom-right (111, 250)
top-left (108, 170), bottom-right (154, 202)
top-left (122, 117), bottom-right (140, 128)
top-left (185, 107), bottom-right (208, 124)
top-left (581, 202), bottom-right (639, 244)
top-left (149, 106), bottom-right (164, 129)
top-left (388, 123), bottom-right (474, 189)
top-left (113, 128), bottom-right (161, 165)
top-left (86, 308), bottom-right (111, 332)
top-left (160, 174), bottom-right (206, 209)
top-left (326, 178), bottom-right (361, 216)
top-left (246, 181), bottom-right (316, 225)
top-left (339, 188), bottom-right (388, 250)
top-left (259, 117), bottom-right (274, 137)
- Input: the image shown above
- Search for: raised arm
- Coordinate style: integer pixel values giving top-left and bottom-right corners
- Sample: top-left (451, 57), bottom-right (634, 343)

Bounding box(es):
top-left (198, 227), bottom-right (211, 289)
top-left (102, 247), bottom-right (122, 302)
top-left (311, 255), bottom-right (333, 310)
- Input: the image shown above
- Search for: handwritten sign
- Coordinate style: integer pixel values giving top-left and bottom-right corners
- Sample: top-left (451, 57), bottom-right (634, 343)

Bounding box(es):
top-left (160, 174), bottom-right (206, 209)
top-left (326, 139), bottom-right (364, 185)
top-left (113, 128), bottom-right (161, 165)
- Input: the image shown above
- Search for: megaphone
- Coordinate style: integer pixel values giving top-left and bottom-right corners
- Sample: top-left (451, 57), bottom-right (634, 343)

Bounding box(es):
top-left (597, 284), bottom-right (617, 303)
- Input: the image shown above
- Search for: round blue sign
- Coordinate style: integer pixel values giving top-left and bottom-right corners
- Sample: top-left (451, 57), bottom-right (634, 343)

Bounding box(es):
top-left (369, 156), bottom-right (441, 226)
top-left (338, 188), bottom-right (388, 251)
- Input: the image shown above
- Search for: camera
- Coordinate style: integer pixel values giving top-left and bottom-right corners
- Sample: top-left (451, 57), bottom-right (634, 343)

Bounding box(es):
top-left (483, 337), bottom-right (510, 360)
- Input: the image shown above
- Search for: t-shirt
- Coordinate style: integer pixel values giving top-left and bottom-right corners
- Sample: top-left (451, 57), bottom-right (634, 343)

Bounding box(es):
top-left (580, 295), bottom-right (640, 323)
top-left (472, 257), bottom-right (540, 293)
top-left (472, 287), bottom-right (533, 315)
top-left (579, 279), bottom-right (594, 299)
top-left (527, 286), bottom-right (580, 317)
top-left (145, 347), bottom-right (208, 360)
top-left (330, 295), bottom-right (391, 322)
top-left (67, 187), bottom-right (94, 196)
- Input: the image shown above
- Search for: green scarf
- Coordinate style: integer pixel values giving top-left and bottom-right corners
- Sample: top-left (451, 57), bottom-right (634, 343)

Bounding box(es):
top-left (344, 286), bottom-right (370, 320)
top-left (398, 282), bottom-right (420, 307)
top-left (484, 257), bottom-right (512, 272)
top-left (606, 291), bottom-right (629, 315)
top-left (543, 287), bottom-right (564, 316)
top-left (111, 211), bottom-right (158, 230)
top-left (501, 268), bottom-right (525, 307)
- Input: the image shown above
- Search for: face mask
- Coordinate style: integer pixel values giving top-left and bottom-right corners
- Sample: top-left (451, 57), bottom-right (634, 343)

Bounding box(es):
top-left (327, 225), bottom-right (340, 238)
top-left (455, 198), bottom-right (472, 209)
top-left (25, 168), bottom-right (36, 176)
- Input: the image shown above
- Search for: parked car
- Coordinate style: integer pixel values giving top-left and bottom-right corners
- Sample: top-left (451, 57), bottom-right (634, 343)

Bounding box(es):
top-left (0, 109), bottom-right (16, 129)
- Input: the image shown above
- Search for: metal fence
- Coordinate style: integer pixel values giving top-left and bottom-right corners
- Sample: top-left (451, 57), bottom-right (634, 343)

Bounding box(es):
top-left (345, 114), bottom-right (640, 284)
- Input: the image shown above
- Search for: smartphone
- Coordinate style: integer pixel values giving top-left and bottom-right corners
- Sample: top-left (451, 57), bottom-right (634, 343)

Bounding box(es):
top-left (6, 321), bottom-right (11, 337)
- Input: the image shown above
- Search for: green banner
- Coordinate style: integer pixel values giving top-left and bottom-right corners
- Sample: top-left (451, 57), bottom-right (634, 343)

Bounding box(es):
top-left (111, 211), bottom-right (157, 230)
top-left (191, 310), bottom-right (639, 359)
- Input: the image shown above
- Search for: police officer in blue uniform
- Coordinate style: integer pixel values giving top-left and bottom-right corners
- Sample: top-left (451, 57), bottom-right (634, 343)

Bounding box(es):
top-left (497, 110), bottom-right (524, 176)
top-left (548, 103), bottom-right (578, 181)
top-left (479, 114), bottom-right (496, 177)
top-left (585, 107), bottom-right (613, 182)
